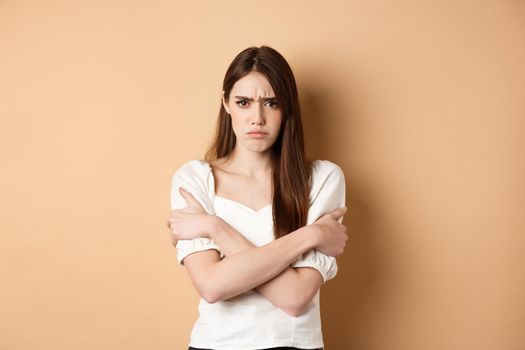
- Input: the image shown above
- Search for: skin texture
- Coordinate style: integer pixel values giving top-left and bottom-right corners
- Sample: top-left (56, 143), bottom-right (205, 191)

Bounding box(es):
top-left (167, 71), bottom-right (348, 316)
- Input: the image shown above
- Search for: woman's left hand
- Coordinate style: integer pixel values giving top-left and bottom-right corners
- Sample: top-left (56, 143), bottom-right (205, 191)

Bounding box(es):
top-left (167, 188), bottom-right (216, 246)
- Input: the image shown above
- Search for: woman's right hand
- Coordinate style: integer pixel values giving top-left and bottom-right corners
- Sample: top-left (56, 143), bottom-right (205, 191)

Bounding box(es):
top-left (312, 207), bottom-right (348, 256)
top-left (167, 188), bottom-right (218, 246)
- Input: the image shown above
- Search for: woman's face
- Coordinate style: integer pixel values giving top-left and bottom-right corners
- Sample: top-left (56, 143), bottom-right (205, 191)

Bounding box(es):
top-left (223, 71), bottom-right (282, 154)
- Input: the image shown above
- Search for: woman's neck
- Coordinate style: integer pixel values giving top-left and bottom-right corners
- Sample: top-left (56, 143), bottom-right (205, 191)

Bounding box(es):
top-left (222, 146), bottom-right (273, 178)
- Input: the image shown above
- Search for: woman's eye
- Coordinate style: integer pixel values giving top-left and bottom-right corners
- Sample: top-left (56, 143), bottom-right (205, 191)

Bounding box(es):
top-left (236, 100), bottom-right (248, 107)
top-left (265, 101), bottom-right (278, 108)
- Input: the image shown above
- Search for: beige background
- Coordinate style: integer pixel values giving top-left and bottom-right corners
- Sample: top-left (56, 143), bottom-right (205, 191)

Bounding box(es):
top-left (1, 1), bottom-right (525, 349)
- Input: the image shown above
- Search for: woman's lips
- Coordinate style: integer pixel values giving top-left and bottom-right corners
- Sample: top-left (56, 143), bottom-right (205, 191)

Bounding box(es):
top-left (247, 131), bottom-right (268, 139)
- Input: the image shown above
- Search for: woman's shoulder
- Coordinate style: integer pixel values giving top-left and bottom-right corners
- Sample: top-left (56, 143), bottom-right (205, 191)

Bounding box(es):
top-left (310, 159), bottom-right (344, 180)
top-left (171, 159), bottom-right (212, 182)
top-left (308, 160), bottom-right (346, 207)
top-left (170, 159), bottom-right (215, 212)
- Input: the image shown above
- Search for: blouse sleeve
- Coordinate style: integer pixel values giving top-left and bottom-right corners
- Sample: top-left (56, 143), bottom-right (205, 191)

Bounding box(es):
top-left (170, 161), bottom-right (224, 265)
top-left (291, 160), bottom-right (346, 283)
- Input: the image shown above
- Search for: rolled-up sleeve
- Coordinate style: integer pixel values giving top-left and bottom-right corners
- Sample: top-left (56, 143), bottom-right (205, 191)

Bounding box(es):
top-left (170, 161), bottom-right (224, 265)
top-left (291, 161), bottom-right (346, 283)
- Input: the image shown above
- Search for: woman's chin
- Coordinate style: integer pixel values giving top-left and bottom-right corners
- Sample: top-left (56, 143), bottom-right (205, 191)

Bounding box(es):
top-left (238, 141), bottom-right (275, 154)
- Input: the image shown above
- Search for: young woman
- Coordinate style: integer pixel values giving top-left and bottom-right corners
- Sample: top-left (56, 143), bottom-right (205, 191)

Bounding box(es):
top-left (167, 46), bottom-right (348, 350)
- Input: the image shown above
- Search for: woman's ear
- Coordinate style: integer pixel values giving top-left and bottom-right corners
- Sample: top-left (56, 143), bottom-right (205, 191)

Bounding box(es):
top-left (222, 91), bottom-right (231, 114)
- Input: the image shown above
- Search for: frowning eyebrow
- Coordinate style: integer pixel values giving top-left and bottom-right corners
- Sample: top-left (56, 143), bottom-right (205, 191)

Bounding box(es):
top-left (234, 96), bottom-right (277, 101)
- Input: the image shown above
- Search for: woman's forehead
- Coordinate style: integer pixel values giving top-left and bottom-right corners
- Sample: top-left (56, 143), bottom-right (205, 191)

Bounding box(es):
top-left (231, 71), bottom-right (276, 97)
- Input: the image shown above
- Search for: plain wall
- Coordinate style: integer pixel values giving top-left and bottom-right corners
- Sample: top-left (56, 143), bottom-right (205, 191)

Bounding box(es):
top-left (1, 1), bottom-right (525, 349)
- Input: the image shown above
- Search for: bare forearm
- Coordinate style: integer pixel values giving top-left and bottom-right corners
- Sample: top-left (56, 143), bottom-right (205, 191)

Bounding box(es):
top-left (190, 222), bottom-right (318, 303)
top-left (256, 267), bottom-right (322, 316)
top-left (210, 219), bottom-right (322, 315)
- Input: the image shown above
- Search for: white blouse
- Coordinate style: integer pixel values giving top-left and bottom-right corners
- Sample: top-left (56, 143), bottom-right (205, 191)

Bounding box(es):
top-left (170, 159), bottom-right (346, 350)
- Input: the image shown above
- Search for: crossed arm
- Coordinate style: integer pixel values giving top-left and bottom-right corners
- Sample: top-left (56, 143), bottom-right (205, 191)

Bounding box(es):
top-left (168, 188), bottom-right (348, 316)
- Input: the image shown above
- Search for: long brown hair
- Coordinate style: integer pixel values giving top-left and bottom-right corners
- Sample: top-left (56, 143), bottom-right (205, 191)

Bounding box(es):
top-left (205, 46), bottom-right (312, 238)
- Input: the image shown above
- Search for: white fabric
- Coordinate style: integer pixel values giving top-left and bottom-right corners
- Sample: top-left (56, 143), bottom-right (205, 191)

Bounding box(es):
top-left (170, 159), bottom-right (346, 350)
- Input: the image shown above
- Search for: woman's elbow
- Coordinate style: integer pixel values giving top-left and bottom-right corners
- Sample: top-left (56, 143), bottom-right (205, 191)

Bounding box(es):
top-left (201, 290), bottom-right (220, 304)
top-left (281, 299), bottom-right (312, 317)
top-left (197, 278), bottom-right (231, 304)
top-left (198, 283), bottom-right (223, 304)
top-left (282, 306), bottom-right (306, 317)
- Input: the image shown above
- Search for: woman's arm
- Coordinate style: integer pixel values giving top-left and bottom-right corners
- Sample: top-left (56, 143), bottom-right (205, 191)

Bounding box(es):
top-left (210, 213), bottom-right (345, 316)
top-left (181, 222), bottom-right (332, 305)
top-left (169, 188), bottom-right (347, 315)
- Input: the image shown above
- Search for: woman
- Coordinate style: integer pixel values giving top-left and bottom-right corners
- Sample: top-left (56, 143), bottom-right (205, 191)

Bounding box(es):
top-left (167, 46), bottom-right (348, 350)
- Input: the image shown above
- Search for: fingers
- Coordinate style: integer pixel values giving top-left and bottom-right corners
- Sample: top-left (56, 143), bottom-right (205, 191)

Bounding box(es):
top-left (166, 218), bottom-right (177, 245)
top-left (179, 187), bottom-right (202, 208)
top-left (328, 206), bottom-right (347, 220)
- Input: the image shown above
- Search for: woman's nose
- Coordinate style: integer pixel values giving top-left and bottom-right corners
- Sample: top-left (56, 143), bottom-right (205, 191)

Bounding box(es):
top-left (251, 105), bottom-right (265, 125)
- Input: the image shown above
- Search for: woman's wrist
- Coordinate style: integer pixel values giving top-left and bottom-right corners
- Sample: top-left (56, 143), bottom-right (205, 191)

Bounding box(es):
top-left (295, 224), bottom-right (321, 251)
top-left (205, 215), bottom-right (222, 240)
top-left (207, 216), bottom-right (254, 256)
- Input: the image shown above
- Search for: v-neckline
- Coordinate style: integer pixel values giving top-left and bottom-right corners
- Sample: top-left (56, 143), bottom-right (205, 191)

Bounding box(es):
top-left (206, 162), bottom-right (272, 215)
top-left (214, 195), bottom-right (272, 214)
